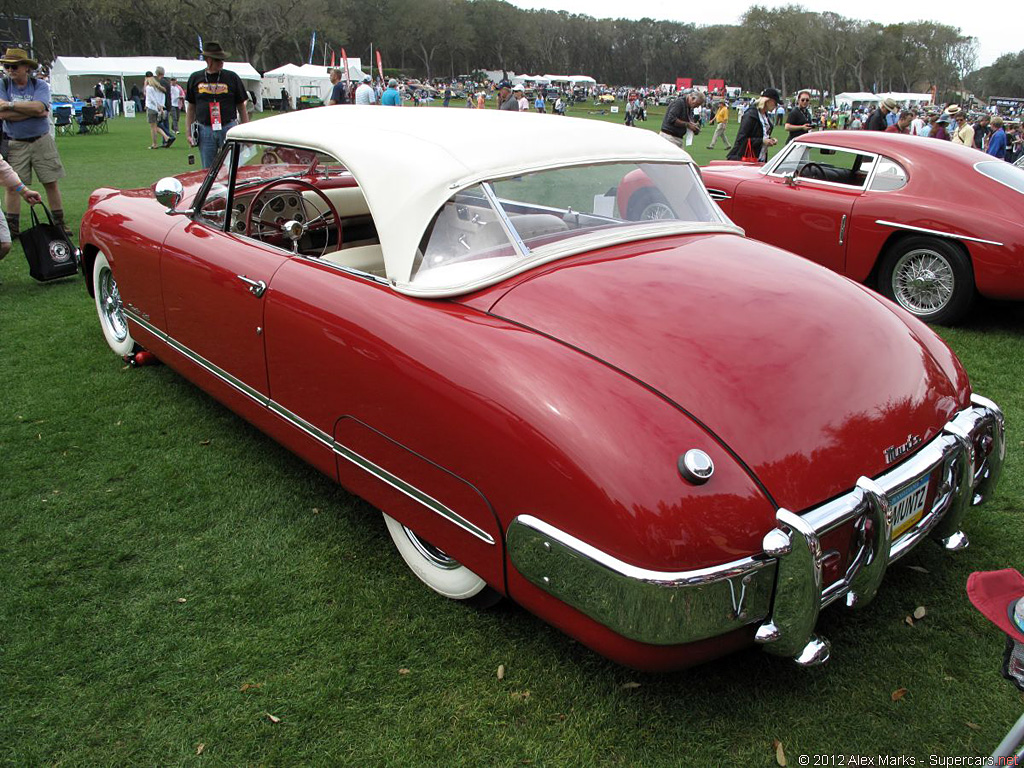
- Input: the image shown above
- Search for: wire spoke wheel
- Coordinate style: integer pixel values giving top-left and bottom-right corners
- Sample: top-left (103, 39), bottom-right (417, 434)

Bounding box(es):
top-left (892, 248), bottom-right (955, 314)
top-left (880, 236), bottom-right (974, 325)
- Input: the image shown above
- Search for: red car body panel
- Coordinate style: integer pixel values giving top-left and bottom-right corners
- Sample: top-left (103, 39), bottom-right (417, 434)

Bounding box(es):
top-left (482, 233), bottom-right (968, 514)
top-left (695, 133), bottom-right (1024, 303)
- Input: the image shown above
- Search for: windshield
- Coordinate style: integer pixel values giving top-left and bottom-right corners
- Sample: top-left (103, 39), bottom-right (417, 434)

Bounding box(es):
top-left (212, 143), bottom-right (349, 191)
top-left (410, 161), bottom-right (722, 290)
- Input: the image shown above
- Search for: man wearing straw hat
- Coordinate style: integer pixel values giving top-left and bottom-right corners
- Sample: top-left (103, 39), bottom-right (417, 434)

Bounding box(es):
top-left (0, 47), bottom-right (70, 241)
top-left (184, 41), bottom-right (249, 169)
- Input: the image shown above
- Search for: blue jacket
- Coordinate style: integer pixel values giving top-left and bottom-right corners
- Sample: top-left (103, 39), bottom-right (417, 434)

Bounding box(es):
top-left (986, 128), bottom-right (1006, 159)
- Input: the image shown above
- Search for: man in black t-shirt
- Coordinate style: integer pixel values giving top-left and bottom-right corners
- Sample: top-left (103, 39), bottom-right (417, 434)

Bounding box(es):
top-left (326, 68), bottom-right (349, 106)
top-left (659, 90), bottom-right (704, 149)
top-left (785, 90), bottom-right (814, 143)
top-left (185, 41), bottom-right (249, 168)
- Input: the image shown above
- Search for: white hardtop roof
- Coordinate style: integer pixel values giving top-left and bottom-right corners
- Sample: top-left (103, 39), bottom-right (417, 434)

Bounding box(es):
top-left (228, 106), bottom-right (695, 292)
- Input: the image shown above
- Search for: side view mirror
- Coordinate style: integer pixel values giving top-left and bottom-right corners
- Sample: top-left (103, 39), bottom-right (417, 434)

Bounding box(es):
top-left (784, 170), bottom-right (798, 187)
top-left (155, 177), bottom-right (186, 214)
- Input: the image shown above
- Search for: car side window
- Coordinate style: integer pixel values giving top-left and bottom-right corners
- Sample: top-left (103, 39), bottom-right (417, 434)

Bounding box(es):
top-left (868, 158), bottom-right (909, 192)
top-left (773, 145), bottom-right (873, 188)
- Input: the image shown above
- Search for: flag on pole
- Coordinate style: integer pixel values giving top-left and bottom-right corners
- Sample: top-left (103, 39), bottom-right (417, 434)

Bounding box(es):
top-left (308, 31), bottom-right (317, 65)
top-left (330, 48), bottom-right (336, 68)
top-left (198, 35), bottom-right (204, 60)
top-left (376, 50), bottom-right (384, 82)
top-left (342, 48), bottom-right (351, 89)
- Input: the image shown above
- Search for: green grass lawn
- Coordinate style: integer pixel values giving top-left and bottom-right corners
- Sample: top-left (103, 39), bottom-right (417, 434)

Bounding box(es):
top-left (0, 110), bottom-right (1022, 767)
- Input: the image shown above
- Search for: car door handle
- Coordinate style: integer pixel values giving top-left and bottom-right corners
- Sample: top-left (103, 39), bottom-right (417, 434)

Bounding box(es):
top-left (237, 275), bottom-right (267, 297)
top-left (839, 214), bottom-right (848, 246)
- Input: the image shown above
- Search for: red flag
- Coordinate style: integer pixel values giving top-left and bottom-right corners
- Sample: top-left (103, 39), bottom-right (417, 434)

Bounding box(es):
top-left (341, 48), bottom-right (351, 88)
top-left (376, 50), bottom-right (384, 82)
top-left (330, 48), bottom-right (336, 68)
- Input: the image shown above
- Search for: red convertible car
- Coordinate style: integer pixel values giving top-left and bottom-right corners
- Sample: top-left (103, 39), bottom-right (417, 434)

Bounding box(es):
top-left (623, 132), bottom-right (1024, 324)
top-left (80, 109), bottom-right (1004, 670)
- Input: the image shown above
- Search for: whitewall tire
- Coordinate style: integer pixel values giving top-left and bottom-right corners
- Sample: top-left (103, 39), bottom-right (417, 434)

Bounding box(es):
top-left (382, 512), bottom-right (497, 604)
top-left (93, 251), bottom-right (136, 356)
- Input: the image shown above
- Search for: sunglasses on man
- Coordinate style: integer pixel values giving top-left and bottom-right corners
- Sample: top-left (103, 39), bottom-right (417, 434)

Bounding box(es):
top-left (3, 63), bottom-right (19, 70)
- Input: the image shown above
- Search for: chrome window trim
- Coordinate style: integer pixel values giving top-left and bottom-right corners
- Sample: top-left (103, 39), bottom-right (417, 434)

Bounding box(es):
top-left (480, 181), bottom-right (530, 258)
top-left (508, 399), bottom-right (1003, 657)
top-left (122, 309), bottom-right (494, 545)
top-left (762, 141), bottom-right (879, 191)
top-left (874, 220), bottom-right (1004, 247)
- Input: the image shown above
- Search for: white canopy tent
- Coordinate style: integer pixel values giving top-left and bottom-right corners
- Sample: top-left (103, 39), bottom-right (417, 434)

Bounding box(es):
top-left (568, 75), bottom-right (597, 86)
top-left (834, 91), bottom-right (933, 108)
top-left (261, 61), bottom-right (367, 108)
top-left (50, 56), bottom-right (264, 111)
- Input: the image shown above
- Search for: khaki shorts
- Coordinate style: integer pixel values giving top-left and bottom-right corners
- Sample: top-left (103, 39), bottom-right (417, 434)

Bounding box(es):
top-left (0, 208), bottom-right (9, 244)
top-left (8, 133), bottom-right (67, 186)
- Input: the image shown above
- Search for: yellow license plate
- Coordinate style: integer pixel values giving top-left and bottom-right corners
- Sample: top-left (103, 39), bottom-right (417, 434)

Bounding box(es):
top-left (890, 476), bottom-right (929, 540)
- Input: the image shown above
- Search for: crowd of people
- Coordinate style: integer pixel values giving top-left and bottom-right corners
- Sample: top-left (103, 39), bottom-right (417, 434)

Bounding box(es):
top-left (654, 87), bottom-right (1023, 163)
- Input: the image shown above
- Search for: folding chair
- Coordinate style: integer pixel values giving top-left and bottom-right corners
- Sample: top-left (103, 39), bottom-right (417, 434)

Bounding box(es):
top-left (53, 105), bottom-right (74, 136)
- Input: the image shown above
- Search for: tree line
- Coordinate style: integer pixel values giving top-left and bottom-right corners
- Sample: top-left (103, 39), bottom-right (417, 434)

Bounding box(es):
top-left (14, 0), bottom-right (1022, 100)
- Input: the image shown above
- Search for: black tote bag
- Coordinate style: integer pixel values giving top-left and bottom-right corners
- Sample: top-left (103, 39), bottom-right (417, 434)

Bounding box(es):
top-left (20, 203), bottom-right (78, 282)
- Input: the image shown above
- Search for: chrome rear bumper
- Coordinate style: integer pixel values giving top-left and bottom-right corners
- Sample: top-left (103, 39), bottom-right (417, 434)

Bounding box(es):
top-left (506, 395), bottom-right (1004, 663)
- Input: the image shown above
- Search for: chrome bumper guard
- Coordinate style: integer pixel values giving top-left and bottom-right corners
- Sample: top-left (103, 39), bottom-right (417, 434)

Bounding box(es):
top-left (506, 396), bottom-right (1004, 661)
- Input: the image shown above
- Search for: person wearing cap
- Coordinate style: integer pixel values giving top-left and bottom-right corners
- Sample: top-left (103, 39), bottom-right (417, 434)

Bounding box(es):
top-left (381, 79), bottom-right (402, 107)
top-left (930, 114), bottom-right (951, 141)
top-left (354, 75), bottom-right (376, 106)
top-left (0, 47), bottom-right (70, 242)
top-left (727, 88), bottom-right (780, 162)
top-left (865, 97), bottom-right (898, 131)
top-left (185, 41), bottom-right (249, 169)
top-left (659, 89), bottom-right (705, 150)
top-left (951, 109), bottom-right (975, 147)
top-left (513, 84), bottom-right (529, 112)
top-left (497, 82), bottom-right (516, 111)
top-left (706, 101), bottom-right (732, 150)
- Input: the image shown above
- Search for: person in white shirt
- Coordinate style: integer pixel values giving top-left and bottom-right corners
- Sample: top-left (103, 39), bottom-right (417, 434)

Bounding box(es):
top-left (513, 84), bottom-right (529, 111)
top-left (144, 74), bottom-right (174, 149)
top-left (354, 76), bottom-right (376, 105)
top-left (909, 109), bottom-right (926, 136)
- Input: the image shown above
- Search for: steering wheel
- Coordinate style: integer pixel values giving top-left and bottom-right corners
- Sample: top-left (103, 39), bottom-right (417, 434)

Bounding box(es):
top-left (799, 162), bottom-right (828, 180)
top-left (245, 178), bottom-right (341, 256)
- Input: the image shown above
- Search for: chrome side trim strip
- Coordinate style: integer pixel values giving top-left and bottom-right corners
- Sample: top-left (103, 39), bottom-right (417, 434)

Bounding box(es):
top-left (125, 309), bottom-right (271, 407)
top-left (333, 443), bottom-right (495, 545)
top-left (121, 309), bottom-right (494, 545)
top-left (874, 220), bottom-right (1004, 247)
top-left (507, 514), bottom-right (777, 645)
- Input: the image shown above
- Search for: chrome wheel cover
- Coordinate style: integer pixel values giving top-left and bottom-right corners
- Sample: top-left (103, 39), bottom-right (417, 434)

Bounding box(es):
top-left (891, 248), bottom-right (954, 315)
top-left (640, 201), bottom-right (674, 220)
top-left (402, 526), bottom-right (461, 570)
top-left (98, 266), bottom-right (128, 342)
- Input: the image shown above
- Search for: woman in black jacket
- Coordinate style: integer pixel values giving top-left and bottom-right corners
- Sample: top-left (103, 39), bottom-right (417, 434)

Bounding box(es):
top-left (727, 88), bottom-right (782, 162)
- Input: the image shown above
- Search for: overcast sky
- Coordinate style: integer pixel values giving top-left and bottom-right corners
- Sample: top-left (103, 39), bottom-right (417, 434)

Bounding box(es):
top-left (509, 0), bottom-right (1014, 68)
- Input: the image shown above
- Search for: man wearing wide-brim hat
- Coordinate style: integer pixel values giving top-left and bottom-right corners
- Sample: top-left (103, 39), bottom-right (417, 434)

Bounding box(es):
top-left (184, 41), bottom-right (249, 169)
top-left (0, 47), bottom-right (70, 244)
top-left (865, 96), bottom-right (898, 131)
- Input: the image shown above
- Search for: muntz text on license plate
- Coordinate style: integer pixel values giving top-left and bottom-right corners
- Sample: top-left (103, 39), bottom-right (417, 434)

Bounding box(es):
top-left (889, 476), bottom-right (929, 540)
